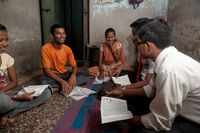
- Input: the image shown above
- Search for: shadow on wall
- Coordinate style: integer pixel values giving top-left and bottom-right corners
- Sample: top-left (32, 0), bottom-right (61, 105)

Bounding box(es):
top-left (126, 35), bottom-right (137, 66)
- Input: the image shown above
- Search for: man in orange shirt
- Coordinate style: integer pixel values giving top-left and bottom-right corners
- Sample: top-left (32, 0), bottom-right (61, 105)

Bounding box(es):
top-left (40, 24), bottom-right (88, 94)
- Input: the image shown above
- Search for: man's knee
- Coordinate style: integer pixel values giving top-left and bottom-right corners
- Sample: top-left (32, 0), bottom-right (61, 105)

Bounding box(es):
top-left (0, 94), bottom-right (8, 107)
top-left (40, 76), bottom-right (60, 88)
top-left (76, 75), bottom-right (90, 86)
top-left (40, 76), bottom-right (50, 85)
top-left (0, 94), bottom-right (12, 114)
top-left (42, 89), bottom-right (52, 100)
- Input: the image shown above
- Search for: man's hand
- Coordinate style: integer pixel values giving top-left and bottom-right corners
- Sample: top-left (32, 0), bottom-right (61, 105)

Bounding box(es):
top-left (98, 71), bottom-right (104, 79)
top-left (129, 116), bottom-right (142, 126)
top-left (68, 74), bottom-right (76, 88)
top-left (106, 87), bottom-right (124, 98)
top-left (60, 80), bottom-right (72, 94)
top-left (112, 66), bottom-right (122, 77)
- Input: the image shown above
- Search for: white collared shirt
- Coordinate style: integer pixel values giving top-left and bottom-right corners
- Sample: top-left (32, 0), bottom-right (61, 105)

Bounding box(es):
top-left (141, 58), bottom-right (155, 97)
top-left (141, 46), bottom-right (200, 131)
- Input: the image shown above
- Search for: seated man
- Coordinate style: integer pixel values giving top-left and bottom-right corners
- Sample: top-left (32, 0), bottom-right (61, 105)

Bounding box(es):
top-left (127, 18), bottom-right (155, 97)
top-left (40, 24), bottom-right (89, 95)
top-left (107, 18), bottom-right (155, 115)
top-left (106, 18), bottom-right (155, 96)
top-left (0, 24), bottom-right (51, 128)
top-left (109, 18), bottom-right (200, 132)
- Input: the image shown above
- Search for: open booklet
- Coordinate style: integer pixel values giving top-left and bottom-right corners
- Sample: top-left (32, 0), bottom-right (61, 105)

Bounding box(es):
top-left (66, 86), bottom-right (96, 101)
top-left (17, 85), bottom-right (51, 97)
top-left (111, 75), bottom-right (131, 86)
top-left (100, 96), bottom-right (133, 124)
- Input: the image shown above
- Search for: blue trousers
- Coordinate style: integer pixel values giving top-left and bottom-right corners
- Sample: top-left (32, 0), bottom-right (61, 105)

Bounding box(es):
top-left (0, 88), bottom-right (51, 118)
top-left (40, 71), bottom-right (90, 89)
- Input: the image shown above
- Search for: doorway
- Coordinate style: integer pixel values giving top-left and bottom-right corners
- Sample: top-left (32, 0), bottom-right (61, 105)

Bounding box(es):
top-left (40, 0), bottom-right (87, 62)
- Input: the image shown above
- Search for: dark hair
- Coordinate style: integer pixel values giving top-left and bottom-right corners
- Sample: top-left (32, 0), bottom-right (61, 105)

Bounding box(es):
top-left (105, 28), bottom-right (115, 37)
top-left (138, 19), bottom-right (171, 49)
top-left (0, 24), bottom-right (7, 31)
top-left (50, 24), bottom-right (65, 35)
top-left (130, 18), bottom-right (153, 34)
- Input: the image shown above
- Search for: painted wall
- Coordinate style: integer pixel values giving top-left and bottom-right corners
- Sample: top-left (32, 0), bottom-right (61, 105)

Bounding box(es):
top-left (168, 0), bottom-right (200, 62)
top-left (90, 0), bottom-right (168, 65)
top-left (0, 0), bottom-right (42, 75)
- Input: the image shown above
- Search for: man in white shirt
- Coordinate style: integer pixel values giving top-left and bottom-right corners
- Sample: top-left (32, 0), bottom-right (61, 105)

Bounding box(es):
top-left (107, 18), bottom-right (156, 115)
top-left (128, 18), bottom-right (200, 132)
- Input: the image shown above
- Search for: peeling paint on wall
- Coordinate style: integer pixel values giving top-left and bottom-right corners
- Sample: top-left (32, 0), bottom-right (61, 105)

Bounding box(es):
top-left (92, 0), bottom-right (131, 17)
top-left (168, 0), bottom-right (200, 62)
top-left (92, 0), bottom-right (168, 17)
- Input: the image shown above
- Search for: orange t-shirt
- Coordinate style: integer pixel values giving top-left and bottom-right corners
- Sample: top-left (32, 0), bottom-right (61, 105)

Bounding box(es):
top-left (100, 41), bottom-right (125, 65)
top-left (41, 43), bottom-right (77, 73)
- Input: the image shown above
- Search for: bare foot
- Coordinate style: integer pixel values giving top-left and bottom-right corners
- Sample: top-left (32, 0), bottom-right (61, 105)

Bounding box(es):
top-left (0, 116), bottom-right (15, 128)
top-left (11, 92), bottom-right (34, 101)
top-left (20, 93), bottom-right (34, 101)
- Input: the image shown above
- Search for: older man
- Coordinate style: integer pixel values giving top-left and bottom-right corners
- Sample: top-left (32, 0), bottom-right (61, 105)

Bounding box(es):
top-left (108, 18), bottom-right (200, 132)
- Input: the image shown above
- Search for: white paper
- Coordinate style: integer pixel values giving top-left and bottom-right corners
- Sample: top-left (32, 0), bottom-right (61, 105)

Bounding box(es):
top-left (101, 96), bottom-right (133, 124)
top-left (17, 85), bottom-right (51, 97)
top-left (111, 75), bottom-right (131, 86)
top-left (68, 86), bottom-right (96, 101)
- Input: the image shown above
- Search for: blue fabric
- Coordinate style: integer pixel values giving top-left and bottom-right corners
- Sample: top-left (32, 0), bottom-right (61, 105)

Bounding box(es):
top-left (40, 72), bottom-right (90, 89)
top-left (0, 93), bottom-right (20, 115)
top-left (71, 96), bottom-right (94, 129)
